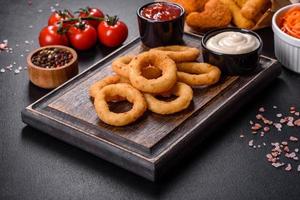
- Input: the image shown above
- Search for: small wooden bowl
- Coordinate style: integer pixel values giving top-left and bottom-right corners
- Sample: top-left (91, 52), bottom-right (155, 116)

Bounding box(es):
top-left (27, 45), bottom-right (78, 89)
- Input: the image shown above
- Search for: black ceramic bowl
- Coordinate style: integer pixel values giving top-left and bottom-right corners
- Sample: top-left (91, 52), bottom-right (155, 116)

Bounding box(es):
top-left (137, 2), bottom-right (185, 48)
top-left (202, 28), bottom-right (263, 75)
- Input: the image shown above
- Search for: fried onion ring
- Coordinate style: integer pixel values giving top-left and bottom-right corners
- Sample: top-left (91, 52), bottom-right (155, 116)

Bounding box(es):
top-left (129, 52), bottom-right (177, 93)
top-left (150, 45), bottom-right (200, 62)
top-left (89, 75), bottom-right (130, 99)
top-left (112, 55), bottom-right (162, 79)
top-left (177, 62), bottom-right (221, 86)
top-left (94, 83), bottom-right (147, 126)
top-left (89, 75), bottom-right (121, 99)
top-left (112, 55), bottom-right (134, 78)
top-left (144, 82), bottom-right (193, 115)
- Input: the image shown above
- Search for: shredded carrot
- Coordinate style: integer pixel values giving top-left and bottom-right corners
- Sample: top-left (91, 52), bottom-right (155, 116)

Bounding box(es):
top-left (280, 7), bottom-right (300, 39)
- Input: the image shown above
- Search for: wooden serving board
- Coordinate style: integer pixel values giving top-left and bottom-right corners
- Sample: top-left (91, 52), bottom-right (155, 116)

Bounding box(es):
top-left (22, 33), bottom-right (281, 181)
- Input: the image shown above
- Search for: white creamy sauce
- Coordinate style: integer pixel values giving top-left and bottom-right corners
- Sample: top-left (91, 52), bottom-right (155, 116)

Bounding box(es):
top-left (206, 31), bottom-right (260, 54)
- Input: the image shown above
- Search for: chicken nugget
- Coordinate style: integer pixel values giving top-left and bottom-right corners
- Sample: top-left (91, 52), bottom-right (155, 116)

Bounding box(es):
top-left (241, 0), bottom-right (270, 20)
top-left (220, 0), bottom-right (254, 29)
top-left (186, 0), bottom-right (232, 31)
top-left (168, 0), bottom-right (208, 13)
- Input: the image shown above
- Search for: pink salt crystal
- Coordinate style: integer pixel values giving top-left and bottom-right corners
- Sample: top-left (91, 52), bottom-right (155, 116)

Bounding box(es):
top-left (295, 112), bottom-right (299, 116)
top-left (263, 127), bottom-right (270, 132)
top-left (0, 43), bottom-right (7, 50)
top-left (272, 162), bottom-right (284, 168)
top-left (281, 141), bottom-right (288, 145)
top-left (290, 106), bottom-right (296, 111)
top-left (298, 165), bottom-right (300, 172)
top-left (280, 118), bottom-right (287, 124)
top-left (256, 114), bottom-right (263, 119)
top-left (289, 136), bottom-right (298, 142)
top-left (294, 119), bottom-right (300, 126)
top-left (248, 140), bottom-right (254, 147)
top-left (284, 146), bottom-right (290, 152)
top-left (259, 107), bottom-right (265, 112)
top-left (285, 164), bottom-right (292, 171)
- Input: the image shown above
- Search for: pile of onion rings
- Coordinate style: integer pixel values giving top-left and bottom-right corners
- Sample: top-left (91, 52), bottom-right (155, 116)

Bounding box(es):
top-left (89, 45), bottom-right (221, 126)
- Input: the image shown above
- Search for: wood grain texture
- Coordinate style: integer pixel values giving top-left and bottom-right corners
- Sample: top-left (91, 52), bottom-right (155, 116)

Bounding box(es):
top-left (22, 33), bottom-right (281, 181)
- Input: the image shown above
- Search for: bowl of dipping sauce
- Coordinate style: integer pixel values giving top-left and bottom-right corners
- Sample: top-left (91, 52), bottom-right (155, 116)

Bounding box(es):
top-left (137, 2), bottom-right (185, 48)
top-left (272, 3), bottom-right (300, 74)
top-left (202, 28), bottom-right (263, 75)
top-left (27, 45), bottom-right (78, 89)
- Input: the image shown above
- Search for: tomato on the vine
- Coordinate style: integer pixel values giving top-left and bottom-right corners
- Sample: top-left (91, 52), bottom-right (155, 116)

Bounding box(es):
top-left (39, 25), bottom-right (69, 47)
top-left (77, 7), bottom-right (104, 29)
top-left (48, 10), bottom-right (74, 26)
top-left (67, 23), bottom-right (97, 50)
top-left (97, 15), bottom-right (128, 47)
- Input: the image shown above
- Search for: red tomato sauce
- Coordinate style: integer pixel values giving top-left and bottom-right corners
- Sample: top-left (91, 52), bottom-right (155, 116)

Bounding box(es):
top-left (140, 3), bottom-right (181, 21)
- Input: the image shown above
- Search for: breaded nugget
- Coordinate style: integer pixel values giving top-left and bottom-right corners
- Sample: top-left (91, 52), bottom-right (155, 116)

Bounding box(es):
top-left (186, 0), bottom-right (232, 31)
top-left (233, 0), bottom-right (248, 8)
top-left (220, 0), bottom-right (254, 29)
top-left (241, 0), bottom-right (270, 20)
top-left (168, 0), bottom-right (208, 13)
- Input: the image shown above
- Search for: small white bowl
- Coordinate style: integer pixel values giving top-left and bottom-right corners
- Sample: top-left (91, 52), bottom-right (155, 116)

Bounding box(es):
top-left (272, 3), bottom-right (300, 74)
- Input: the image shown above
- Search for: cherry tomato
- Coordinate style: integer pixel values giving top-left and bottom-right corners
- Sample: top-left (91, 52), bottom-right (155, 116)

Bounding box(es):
top-left (78, 7), bottom-right (104, 29)
top-left (39, 25), bottom-right (69, 47)
top-left (48, 10), bottom-right (73, 26)
top-left (67, 23), bottom-right (97, 50)
top-left (97, 16), bottom-right (128, 47)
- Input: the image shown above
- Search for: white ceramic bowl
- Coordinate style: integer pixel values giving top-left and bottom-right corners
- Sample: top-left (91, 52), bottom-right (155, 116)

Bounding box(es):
top-left (272, 3), bottom-right (300, 74)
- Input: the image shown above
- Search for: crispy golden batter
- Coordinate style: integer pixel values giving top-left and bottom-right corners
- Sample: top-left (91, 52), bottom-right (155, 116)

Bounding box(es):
top-left (233, 0), bottom-right (248, 8)
top-left (144, 82), bottom-right (193, 115)
top-left (168, 0), bottom-right (208, 14)
top-left (94, 83), bottom-right (147, 126)
top-left (241, 0), bottom-right (270, 20)
top-left (176, 62), bottom-right (221, 86)
top-left (220, 0), bottom-right (255, 29)
top-left (150, 45), bottom-right (200, 62)
top-left (129, 52), bottom-right (177, 93)
top-left (186, 0), bottom-right (232, 31)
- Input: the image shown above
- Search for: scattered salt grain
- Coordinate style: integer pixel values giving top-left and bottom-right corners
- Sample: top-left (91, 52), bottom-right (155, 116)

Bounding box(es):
top-left (295, 148), bottom-right (299, 153)
top-left (294, 119), bottom-right (300, 126)
top-left (259, 107), bottom-right (265, 112)
top-left (18, 66), bottom-right (22, 70)
top-left (289, 136), bottom-right (298, 142)
top-left (276, 113), bottom-right (282, 118)
top-left (14, 69), bottom-right (20, 74)
top-left (272, 162), bottom-right (284, 168)
top-left (273, 123), bottom-right (282, 131)
top-left (38, 9), bottom-right (43, 13)
top-left (28, 25), bottom-right (33, 29)
top-left (24, 40), bottom-right (29, 44)
top-left (263, 142), bottom-right (266, 146)
top-left (285, 163), bottom-right (292, 171)
top-left (249, 120), bottom-right (254, 125)
top-left (240, 134), bottom-right (244, 138)
top-left (0, 68), bottom-right (5, 73)
top-left (248, 140), bottom-right (254, 147)
top-left (298, 165), bottom-right (300, 172)
top-left (263, 127), bottom-right (270, 132)
top-left (20, 54), bottom-right (24, 57)
top-left (295, 112), bottom-right (300, 116)
top-left (25, 49), bottom-right (30, 52)
top-left (273, 106), bottom-right (277, 109)
top-left (55, 3), bottom-right (59, 7)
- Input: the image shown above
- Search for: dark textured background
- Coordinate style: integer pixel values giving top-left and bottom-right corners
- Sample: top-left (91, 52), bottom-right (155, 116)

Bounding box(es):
top-left (0, 0), bottom-right (300, 199)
